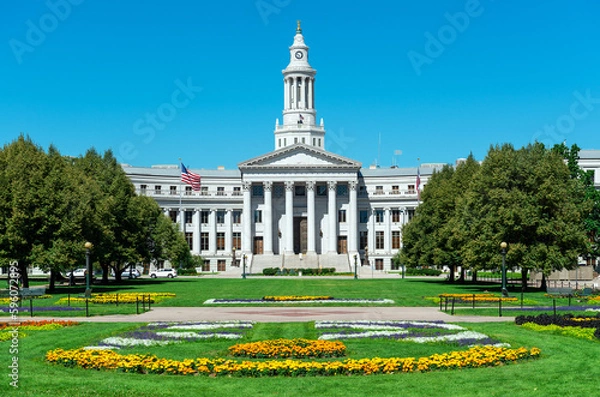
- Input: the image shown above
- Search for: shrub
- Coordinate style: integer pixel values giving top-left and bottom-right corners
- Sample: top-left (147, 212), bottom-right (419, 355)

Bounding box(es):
top-left (405, 268), bottom-right (442, 277)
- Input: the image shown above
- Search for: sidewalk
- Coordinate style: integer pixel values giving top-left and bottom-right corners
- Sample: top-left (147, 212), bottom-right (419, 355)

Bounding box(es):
top-left (1, 306), bottom-right (514, 323)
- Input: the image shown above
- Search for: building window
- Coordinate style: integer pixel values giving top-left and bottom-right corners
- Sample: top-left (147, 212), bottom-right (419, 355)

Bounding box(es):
top-left (201, 210), bottom-right (209, 224)
top-left (216, 232), bottom-right (225, 251)
top-left (375, 258), bottom-right (384, 270)
top-left (217, 187), bottom-right (225, 196)
top-left (233, 232), bottom-right (241, 250)
top-left (185, 211), bottom-right (193, 224)
top-left (302, 137), bottom-right (305, 144)
top-left (252, 185), bottom-right (264, 197)
top-left (170, 186), bottom-right (177, 195)
top-left (359, 185), bottom-right (367, 197)
top-left (391, 185), bottom-right (399, 194)
top-left (376, 231), bottom-right (384, 250)
top-left (295, 185), bottom-right (306, 196)
top-left (140, 184), bottom-right (147, 195)
top-left (200, 232), bottom-right (209, 251)
top-left (586, 257), bottom-right (597, 266)
top-left (154, 185), bottom-right (162, 195)
top-left (216, 210), bottom-right (225, 224)
top-left (232, 210), bottom-right (241, 224)
top-left (338, 210), bottom-right (347, 223)
top-left (312, 138), bottom-right (316, 146)
top-left (375, 186), bottom-right (383, 195)
top-left (392, 231), bottom-right (401, 249)
top-left (274, 184), bottom-right (284, 198)
top-left (185, 232), bottom-right (193, 250)
top-left (360, 231), bottom-right (368, 250)
top-left (337, 184), bottom-right (348, 197)
top-left (317, 185), bottom-right (327, 197)
top-left (408, 184), bottom-right (416, 194)
top-left (318, 138), bottom-right (321, 147)
top-left (201, 186), bottom-right (209, 196)
top-left (185, 186), bottom-right (192, 195)
top-left (359, 210), bottom-right (369, 223)
top-left (392, 209), bottom-right (401, 223)
top-left (278, 138), bottom-right (281, 148)
top-left (294, 137), bottom-right (298, 143)
top-left (233, 186), bottom-right (241, 196)
top-left (217, 260), bottom-right (226, 272)
top-left (169, 210), bottom-right (178, 223)
top-left (284, 138), bottom-right (287, 146)
top-left (254, 210), bottom-right (262, 223)
top-left (375, 209), bottom-right (384, 223)
top-left (407, 209), bottom-right (415, 222)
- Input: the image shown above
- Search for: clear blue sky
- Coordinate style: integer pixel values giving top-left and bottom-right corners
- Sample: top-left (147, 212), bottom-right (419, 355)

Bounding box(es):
top-left (2, 0), bottom-right (599, 170)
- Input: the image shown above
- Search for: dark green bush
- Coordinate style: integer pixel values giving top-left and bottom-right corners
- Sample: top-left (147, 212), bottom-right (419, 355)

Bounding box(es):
top-left (405, 268), bottom-right (442, 276)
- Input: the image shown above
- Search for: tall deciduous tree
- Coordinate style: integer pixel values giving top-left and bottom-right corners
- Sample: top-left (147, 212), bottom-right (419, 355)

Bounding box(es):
top-left (459, 143), bottom-right (588, 288)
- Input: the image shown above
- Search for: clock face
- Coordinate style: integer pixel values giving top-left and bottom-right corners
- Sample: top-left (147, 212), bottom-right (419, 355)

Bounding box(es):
top-left (295, 51), bottom-right (303, 60)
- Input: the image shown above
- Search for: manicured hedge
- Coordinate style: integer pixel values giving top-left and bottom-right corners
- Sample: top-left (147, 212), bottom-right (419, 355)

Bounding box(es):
top-left (405, 268), bottom-right (443, 277)
top-left (262, 267), bottom-right (336, 276)
top-left (515, 313), bottom-right (600, 340)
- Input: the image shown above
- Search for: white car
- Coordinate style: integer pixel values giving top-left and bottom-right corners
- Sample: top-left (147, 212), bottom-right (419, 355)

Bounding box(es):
top-left (149, 268), bottom-right (177, 278)
top-left (115, 268), bottom-right (141, 278)
top-left (66, 268), bottom-right (88, 278)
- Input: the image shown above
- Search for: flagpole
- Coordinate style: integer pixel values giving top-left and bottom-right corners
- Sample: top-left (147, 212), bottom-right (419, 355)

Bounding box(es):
top-left (178, 158), bottom-right (184, 233)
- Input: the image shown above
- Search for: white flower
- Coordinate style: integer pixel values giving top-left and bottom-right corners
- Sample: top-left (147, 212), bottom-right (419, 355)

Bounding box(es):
top-left (319, 330), bottom-right (408, 340)
top-left (203, 299), bottom-right (394, 304)
top-left (83, 345), bottom-right (120, 350)
top-left (155, 331), bottom-right (242, 340)
top-left (404, 331), bottom-right (490, 344)
top-left (315, 320), bottom-right (465, 331)
top-left (100, 337), bottom-right (172, 347)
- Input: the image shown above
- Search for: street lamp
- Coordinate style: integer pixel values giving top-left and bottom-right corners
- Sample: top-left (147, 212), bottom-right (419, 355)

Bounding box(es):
top-left (242, 254), bottom-right (247, 279)
top-left (354, 254), bottom-right (358, 279)
top-left (84, 242), bottom-right (93, 298)
top-left (232, 247), bottom-right (236, 268)
top-left (364, 246), bottom-right (369, 267)
top-left (500, 242), bottom-right (509, 297)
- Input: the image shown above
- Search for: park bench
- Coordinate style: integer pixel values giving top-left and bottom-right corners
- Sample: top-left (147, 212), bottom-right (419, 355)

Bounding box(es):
top-left (546, 287), bottom-right (574, 297)
top-left (0, 287), bottom-right (46, 299)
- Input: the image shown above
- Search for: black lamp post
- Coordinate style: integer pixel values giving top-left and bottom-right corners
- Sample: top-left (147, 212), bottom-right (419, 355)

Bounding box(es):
top-left (84, 242), bottom-right (93, 298)
top-left (364, 246), bottom-right (369, 267)
top-left (354, 254), bottom-right (358, 279)
top-left (232, 247), bottom-right (236, 268)
top-left (500, 241), bottom-right (509, 297)
top-left (242, 254), bottom-right (247, 279)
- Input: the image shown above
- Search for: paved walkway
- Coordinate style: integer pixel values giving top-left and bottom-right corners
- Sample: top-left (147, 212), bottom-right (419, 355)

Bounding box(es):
top-left (2, 306), bottom-right (514, 323)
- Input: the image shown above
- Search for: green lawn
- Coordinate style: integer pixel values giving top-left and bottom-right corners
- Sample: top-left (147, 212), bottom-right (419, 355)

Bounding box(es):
top-left (1, 318), bottom-right (599, 396)
top-left (4, 277), bottom-right (598, 318)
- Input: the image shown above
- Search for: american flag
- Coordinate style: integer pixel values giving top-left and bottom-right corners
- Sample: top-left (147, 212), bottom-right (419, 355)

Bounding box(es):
top-left (181, 163), bottom-right (201, 191)
top-left (416, 168), bottom-right (421, 201)
top-left (299, 114), bottom-right (304, 121)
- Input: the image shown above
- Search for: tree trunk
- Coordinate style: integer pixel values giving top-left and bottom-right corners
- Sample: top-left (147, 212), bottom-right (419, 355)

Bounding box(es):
top-left (458, 267), bottom-right (465, 283)
top-left (521, 268), bottom-right (529, 291)
top-left (101, 264), bottom-right (109, 284)
top-left (448, 265), bottom-right (455, 283)
top-left (472, 270), bottom-right (478, 283)
top-left (540, 273), bottom-right (547, 291)
top-left (49, 269), bottom-right (56, 290)
top-left (19, 262), bottom-right (30, 288)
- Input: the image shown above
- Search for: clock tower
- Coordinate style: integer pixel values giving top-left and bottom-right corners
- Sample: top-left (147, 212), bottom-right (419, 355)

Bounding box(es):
top-left (274, 21), bottom-right (326, 150)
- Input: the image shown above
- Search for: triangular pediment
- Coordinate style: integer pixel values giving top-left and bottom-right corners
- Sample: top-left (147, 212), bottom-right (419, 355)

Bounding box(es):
top-left (239, 144), bottom-right (361, 170)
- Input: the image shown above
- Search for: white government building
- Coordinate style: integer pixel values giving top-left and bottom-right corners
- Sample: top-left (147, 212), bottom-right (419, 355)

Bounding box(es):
top-left (123, 23), bottom-right (600, 276)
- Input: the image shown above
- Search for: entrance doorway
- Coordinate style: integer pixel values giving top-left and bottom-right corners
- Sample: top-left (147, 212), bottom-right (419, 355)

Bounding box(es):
top-left (253, 237), bottom-right (263, 254)
top-left (337, 236), bottom-right (347, 254)
top-left (293, 217), bottom-right (307, 254)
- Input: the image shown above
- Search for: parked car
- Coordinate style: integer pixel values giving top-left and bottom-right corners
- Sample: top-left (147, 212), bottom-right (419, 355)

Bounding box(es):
top-left (149, 268), bottom-right (177, 278)
top-left (111, 268), bottom-right (142, 278)
top-left (66, 268), bottom-right (88, 278)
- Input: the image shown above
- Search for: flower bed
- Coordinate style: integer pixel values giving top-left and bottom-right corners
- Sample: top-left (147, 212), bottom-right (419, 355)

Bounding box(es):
top-left (438, 293), bottom-right (518, 303)
top-left (57, 292), bottom-right (175, 305)
top-left (46, 345), bottom-right (541, 376)
top-left (0, 294), bottom-right (52, 304)
top-left (204, 298), bottom-right (394, 305)
top-left (86, 321), bottom-right (254, 349)
top-left (515, 313), bottom-right (600, 340)
top-left (229, 338), bottom-right (346, 358)
top-left (316, 320), bottom-right (504, 346)
top-left (262, 296), bottom-right (333, 302)
top-left (0, 320), bottom-right (79, 330)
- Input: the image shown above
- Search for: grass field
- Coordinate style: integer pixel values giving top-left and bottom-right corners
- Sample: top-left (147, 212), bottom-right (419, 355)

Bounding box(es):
top-left (1, 317), bottom-right (599, 397)
top-left (2, 277), bottom-right (597, 317)
top-left (2, 277), bottom-right (599, 396)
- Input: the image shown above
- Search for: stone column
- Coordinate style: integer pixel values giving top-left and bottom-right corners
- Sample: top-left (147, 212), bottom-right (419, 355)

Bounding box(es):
top-left (285, 181), bottom-right (294, 254)
top-left (328, 181), bottom-right (338, 253)
top-left (225, 209), bottom-right (233, 254)
top-left (306, 181), bottom-right (316, 254)
top-left (193, 209), bottom-right (201, 255)
top-left (384, 207), bottom-right (391, 253)
top-left (284, 78), bottom-right (289, 109)
top-left (263, 181), bottom-right (273, 254)
top-left (369, 208), bottom-right (376, 253)
top-left (209, 209), bottom-right (217, 254)
top-left (300, 77), bottom-right (305, 108)
top-left (308, 78), bottom-right (313, 109)
top-left (348, 181), bottom-right (358, 252)
top-left (242, 182), bottom-right (252, 253)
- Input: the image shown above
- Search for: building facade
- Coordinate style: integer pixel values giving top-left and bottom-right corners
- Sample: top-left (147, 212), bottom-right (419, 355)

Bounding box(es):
top-left (123, 23), bottom-right (600, 274)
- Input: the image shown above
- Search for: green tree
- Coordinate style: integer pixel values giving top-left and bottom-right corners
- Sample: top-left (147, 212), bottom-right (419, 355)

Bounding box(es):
top-left (459, 143), bottom-right (588, 288)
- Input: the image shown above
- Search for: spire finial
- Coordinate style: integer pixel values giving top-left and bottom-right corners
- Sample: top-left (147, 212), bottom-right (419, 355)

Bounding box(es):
top-left (296, 20), bottom-right (302, 33)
